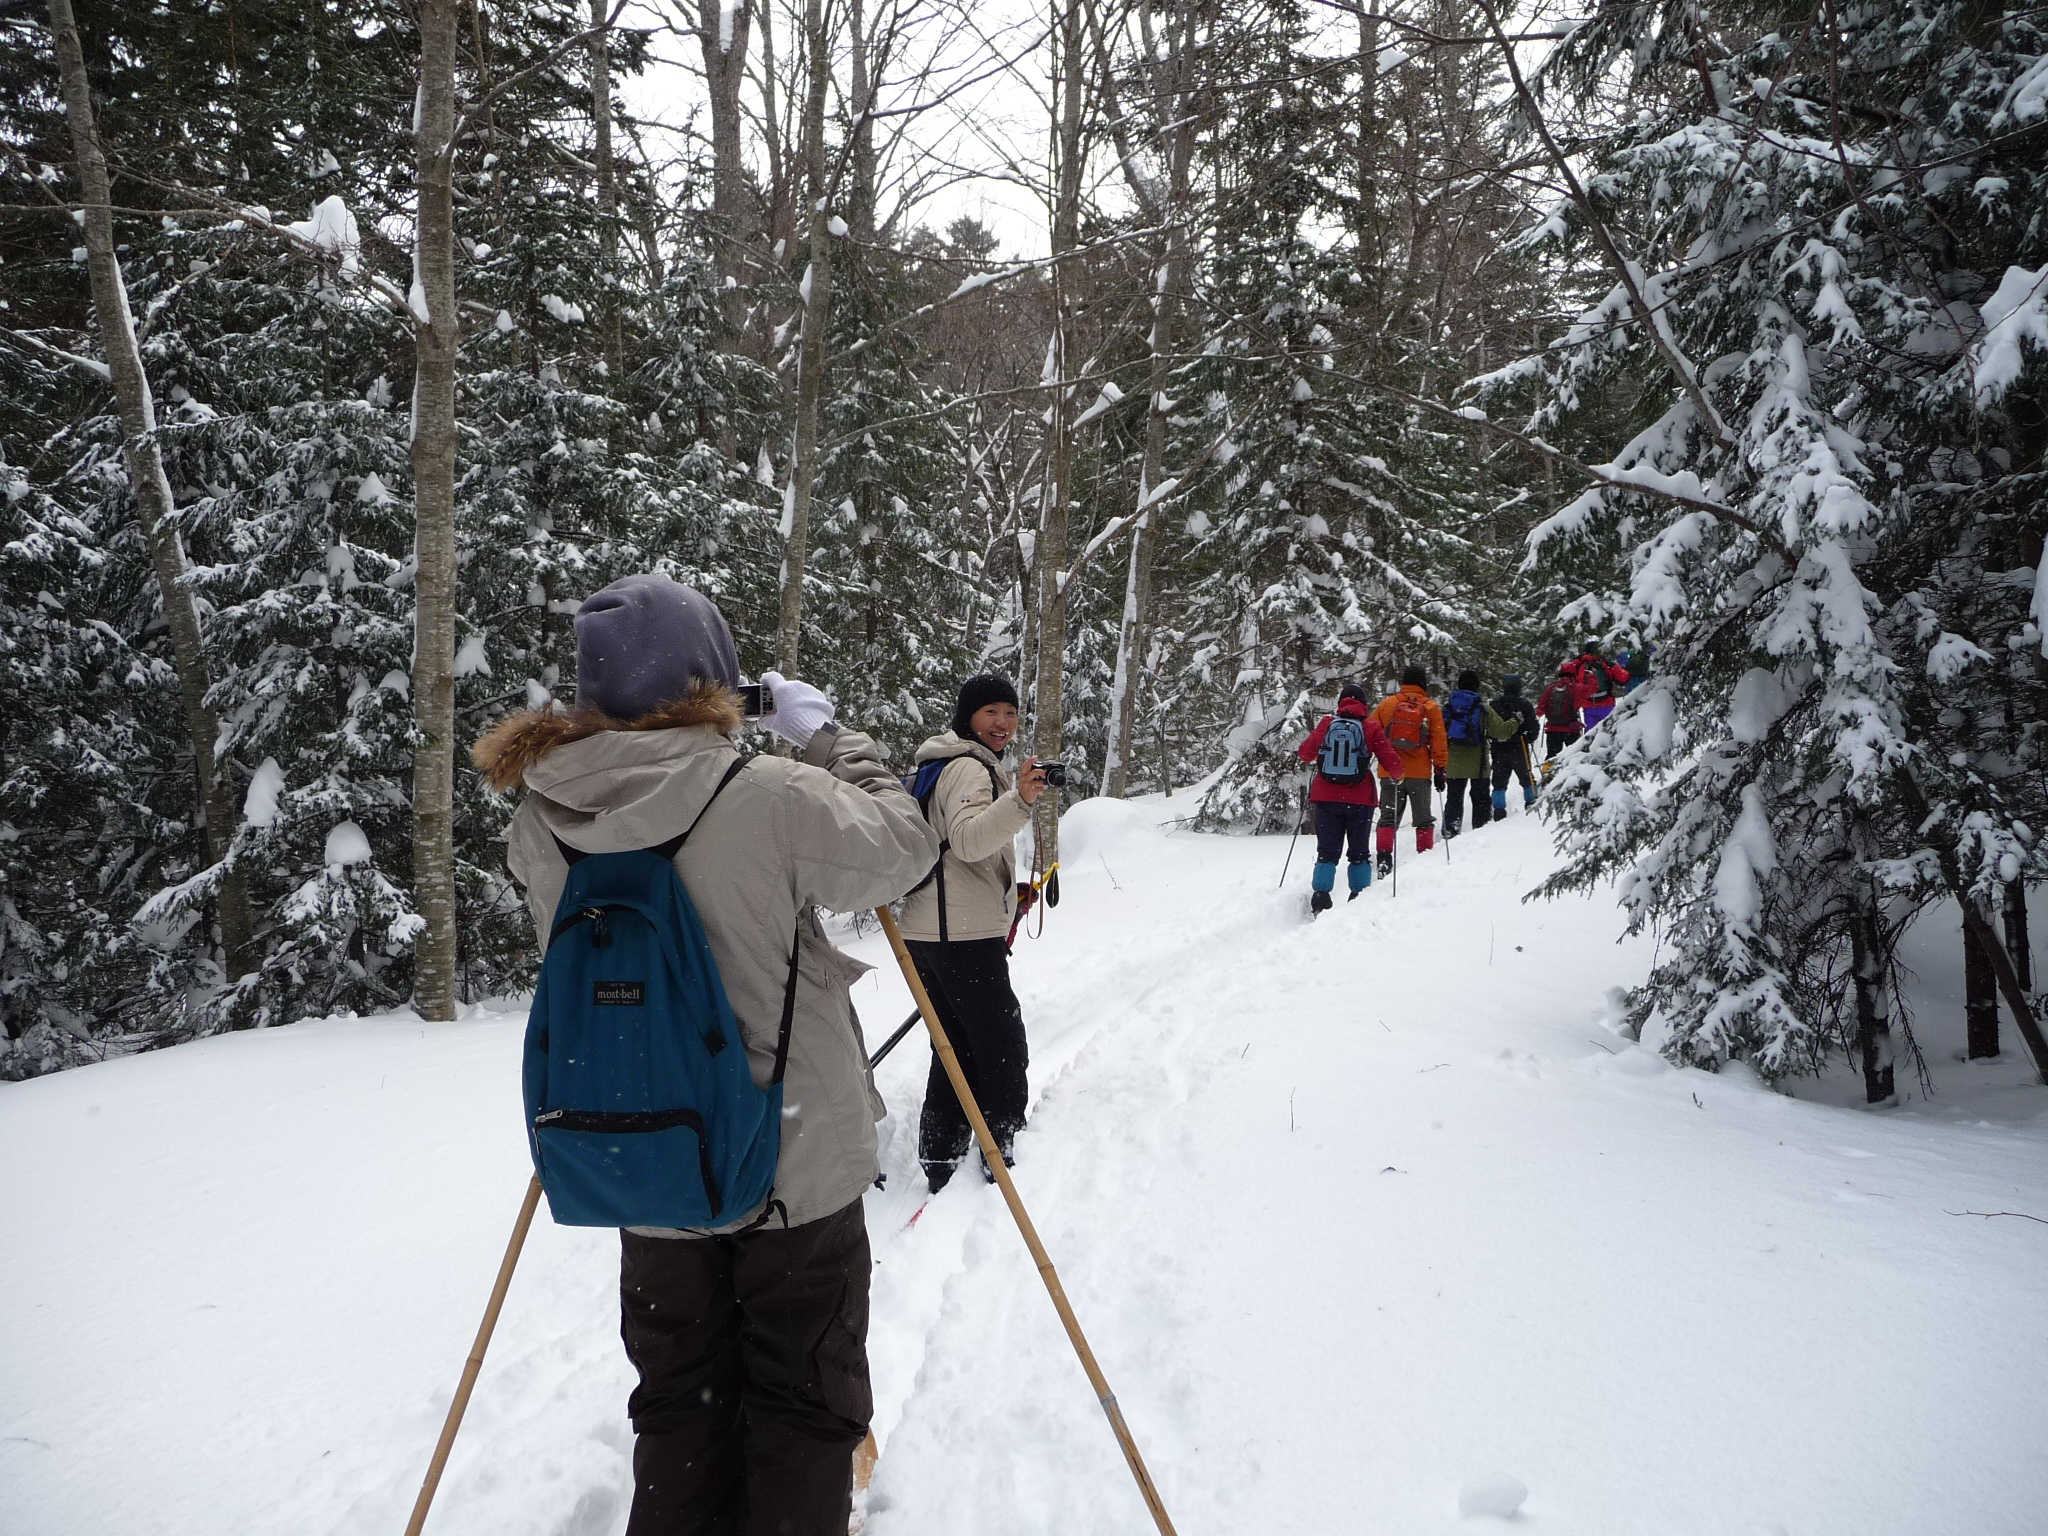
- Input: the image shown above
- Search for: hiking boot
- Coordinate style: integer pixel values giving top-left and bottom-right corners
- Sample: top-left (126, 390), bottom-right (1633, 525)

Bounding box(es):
top-left (1310, 889), bottom-right (1334, 916)
top-left (1376, 849), bottom-right (1394, 879)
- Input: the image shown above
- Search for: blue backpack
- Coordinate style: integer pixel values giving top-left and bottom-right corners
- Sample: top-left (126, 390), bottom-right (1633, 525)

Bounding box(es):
top-left (523, 753), bottom-right (799, 1231)
top-left (1317, 715), bottom-right (1368, 785)
top-left (1444, 689), bottom-right (1485, 745)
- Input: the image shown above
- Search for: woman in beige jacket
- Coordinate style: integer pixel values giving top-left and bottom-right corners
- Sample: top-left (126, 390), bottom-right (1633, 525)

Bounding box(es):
top-left (897, 674), bottom-right (1050, 1191)
top-left (474, 574), bottom-right (936, 1536)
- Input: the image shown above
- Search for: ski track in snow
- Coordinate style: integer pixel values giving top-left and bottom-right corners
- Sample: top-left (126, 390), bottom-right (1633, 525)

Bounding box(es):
top-left (4, 800), bottom-right (2047, 1535)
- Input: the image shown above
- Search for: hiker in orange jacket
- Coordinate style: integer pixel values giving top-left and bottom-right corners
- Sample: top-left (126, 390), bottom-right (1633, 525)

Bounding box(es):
top-left (1371, 665), bottom-right (1448, 874)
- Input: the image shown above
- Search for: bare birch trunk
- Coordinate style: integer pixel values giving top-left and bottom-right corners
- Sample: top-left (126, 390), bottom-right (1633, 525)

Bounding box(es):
top-left (48, 0), bottom-right (254, 984)
top-left (1031, 0), bottom-right (1088, 859)
top-left (590, 0), bottom-right (622, 373)
top-left (411, 0), bottom-right (463, 1020)
top-left (697, 0), bottom-right (755, 336)
top-left (775, 0), bottom-right (833, 675)
top-left (1106, 1), bottom-right (1195, 797)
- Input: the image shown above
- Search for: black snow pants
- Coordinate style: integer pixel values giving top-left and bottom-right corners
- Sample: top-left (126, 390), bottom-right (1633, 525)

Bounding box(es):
top-left (1313, 800), bottom-right (1377, 865)
top-left (1545, 729), bottom-right (1581, 760)
top-left (1442, 776), bottom-right (1491, 834)
top-left (619, 1199), bottom-right (872, 1536)
top-left (1493, 739), bottom-right (1536, 798)
top-left (908, 936), bottom-right (1029, 1185)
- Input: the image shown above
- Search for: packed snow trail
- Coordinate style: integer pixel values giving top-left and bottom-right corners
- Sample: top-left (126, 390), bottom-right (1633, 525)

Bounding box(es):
top-left (4, 799), bottom-right (2046, 1535)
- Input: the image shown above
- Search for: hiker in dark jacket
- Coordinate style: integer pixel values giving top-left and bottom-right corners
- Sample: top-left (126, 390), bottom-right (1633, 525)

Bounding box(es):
top-left (1538, 661), bottom-right (1585, 759)
top-left (1490, 674), bottom-right (1541, 813)
top-left (1295, 683), bottom-right (1404, 911)
top-left (475, 575), bottom-right (937, 1536)
top-left (1440, 669), bottom-right (1519, 837)
top-left (898, 675), bottom-right (1051, 1192)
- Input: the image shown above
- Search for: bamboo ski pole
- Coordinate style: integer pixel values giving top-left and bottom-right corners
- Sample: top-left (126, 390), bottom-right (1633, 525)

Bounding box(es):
top-left (402, 1173), bottom-right (543, 1536)
top-left (873, 906), bottom-right (1180, 1536)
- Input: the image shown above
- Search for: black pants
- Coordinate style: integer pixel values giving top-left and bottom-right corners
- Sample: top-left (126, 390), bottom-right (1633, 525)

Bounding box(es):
top-left (1545, 730), bottom-right (1580, 759)
top-left (908, 937), bottom-right (1029, 1182)
top-left (1493, 741), bottom-right (1536, 796)
top-left (1442, 777), bottom-right (1491, 833)
top-left (1313, 800), bottom-right (1376, 864)
top-left (619, 1200), bottom-right (872, 1536)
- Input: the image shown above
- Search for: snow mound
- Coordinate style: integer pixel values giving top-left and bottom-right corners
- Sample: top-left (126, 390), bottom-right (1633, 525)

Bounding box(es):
top-left (1459, 1473), bottom-right (1529, 1519)
top-left (1053, 794), bottom-right (1173, 863)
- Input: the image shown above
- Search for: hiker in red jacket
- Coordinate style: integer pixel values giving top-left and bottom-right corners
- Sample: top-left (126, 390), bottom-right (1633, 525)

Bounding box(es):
top-left (1574, 645), bottom-right (1631, 729)
top-left (1538, 661), bottom-right (1585, 759)
top-left (1295, 684), bottom-right (1404, 914)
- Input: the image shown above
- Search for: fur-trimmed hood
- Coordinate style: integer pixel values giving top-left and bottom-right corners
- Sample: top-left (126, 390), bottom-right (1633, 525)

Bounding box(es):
top-left (471, 682), bottom-right (743, 793)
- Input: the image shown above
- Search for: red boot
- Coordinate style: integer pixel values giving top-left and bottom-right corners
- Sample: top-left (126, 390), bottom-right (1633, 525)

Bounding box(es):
top-left (1416, 826), bottom-right (1436, 853)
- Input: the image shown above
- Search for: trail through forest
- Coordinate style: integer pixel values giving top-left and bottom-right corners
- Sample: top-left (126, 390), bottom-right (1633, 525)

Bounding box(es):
top-left (3, 799), bottom-right (2045, 1536)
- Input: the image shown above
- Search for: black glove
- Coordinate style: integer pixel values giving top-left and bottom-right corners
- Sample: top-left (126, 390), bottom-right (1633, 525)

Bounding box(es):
top-left (1433, 769), bottom-right (1447, 793)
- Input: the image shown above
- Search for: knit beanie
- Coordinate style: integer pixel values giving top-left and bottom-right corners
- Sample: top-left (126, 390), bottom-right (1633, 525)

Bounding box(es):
top-left (574, 574), bottom-right (740, 720)
top-left (1503, 674), bottom-right (1524, 696)
top-left (1338, 683), bottom-right (1370, 709)
top-left (1400, 664), bottom-right (1428, 688)
top-left (951, 674), bottom-right (1020, 739)
top-left (1457, 668), bottom-right (1481, 691)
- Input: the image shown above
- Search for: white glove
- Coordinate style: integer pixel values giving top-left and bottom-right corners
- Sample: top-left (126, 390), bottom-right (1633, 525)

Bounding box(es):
top-left (757, 671), bottom-right (835, 749)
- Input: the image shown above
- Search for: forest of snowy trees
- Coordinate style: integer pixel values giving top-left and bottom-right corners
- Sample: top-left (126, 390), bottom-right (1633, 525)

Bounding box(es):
top-left (1, 0), bottom-right (2044, 1098)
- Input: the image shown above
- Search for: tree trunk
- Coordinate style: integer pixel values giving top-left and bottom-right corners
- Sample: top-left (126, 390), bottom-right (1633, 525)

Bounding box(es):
top-left (697, 0), bottom-right (755, 338)
top-left (47, 0), bottom-right (254, 984)
top-left (411, 0), bottom-right (463, 1020)
top-left (775, 0), bottom-right (833, 676)
top-left (1892, 766), bottom-right (2048, 1082)
top-left (1851, 890), bottom-right (1896, 1104)
top-left (847, 0), bottom-right (878, 242)
top-left (589, 0), bottom-right (622, 374)
top-left (2004, 876), bottom-right (2032, 991)
top-left (1106, 0), bottom-right (1195, 797)
top-left (1031, 0), bottom-right (1088, 860)
top-left (1964, 901), bottom-right (2000, 1059)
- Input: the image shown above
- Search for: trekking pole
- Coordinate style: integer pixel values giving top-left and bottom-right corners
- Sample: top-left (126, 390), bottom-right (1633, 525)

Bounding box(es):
top-left (1277, 781), bottom-right (1308, 889)
top-left (402, 1174), bottom-right (543, 1536)
top-left (867, 1009), bottom-right (921, 1069)
top-left (1520, 736), bottom-right (1536, 804)
top-left (873, 907), bottom-right (1181, 1536)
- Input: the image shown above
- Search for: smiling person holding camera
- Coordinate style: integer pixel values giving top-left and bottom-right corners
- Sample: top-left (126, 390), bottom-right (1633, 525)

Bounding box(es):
top-left (898, 674), bottom-right (1051, 1192)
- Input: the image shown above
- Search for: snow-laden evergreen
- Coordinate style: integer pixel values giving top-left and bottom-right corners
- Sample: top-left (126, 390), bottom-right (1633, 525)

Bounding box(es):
top-left (1491, 0), bottom-right (2048, 1088)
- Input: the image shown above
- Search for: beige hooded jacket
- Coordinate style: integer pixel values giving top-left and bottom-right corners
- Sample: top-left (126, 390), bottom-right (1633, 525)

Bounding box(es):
top-left (895, 731), bottom-right (1035, 943)
top-left (475, 687), bottom-right (939, 1234)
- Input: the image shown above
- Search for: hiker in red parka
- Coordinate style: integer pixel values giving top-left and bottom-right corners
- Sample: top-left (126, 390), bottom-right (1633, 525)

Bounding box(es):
top-left (1296, 684), bottom-right (1405, 913)
top-left (1573, 645), bottom-right (1631, 730)
top-left (1538, 661), bottom-right (1585, 759)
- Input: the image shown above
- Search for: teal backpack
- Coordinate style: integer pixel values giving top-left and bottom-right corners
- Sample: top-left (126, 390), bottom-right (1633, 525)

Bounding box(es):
top-left (522, 754), bottom-right (799, 1230)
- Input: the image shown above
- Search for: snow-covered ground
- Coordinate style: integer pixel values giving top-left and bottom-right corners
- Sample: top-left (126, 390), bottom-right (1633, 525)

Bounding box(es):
top-left (5, 800), bottom-right (2045, 1535)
